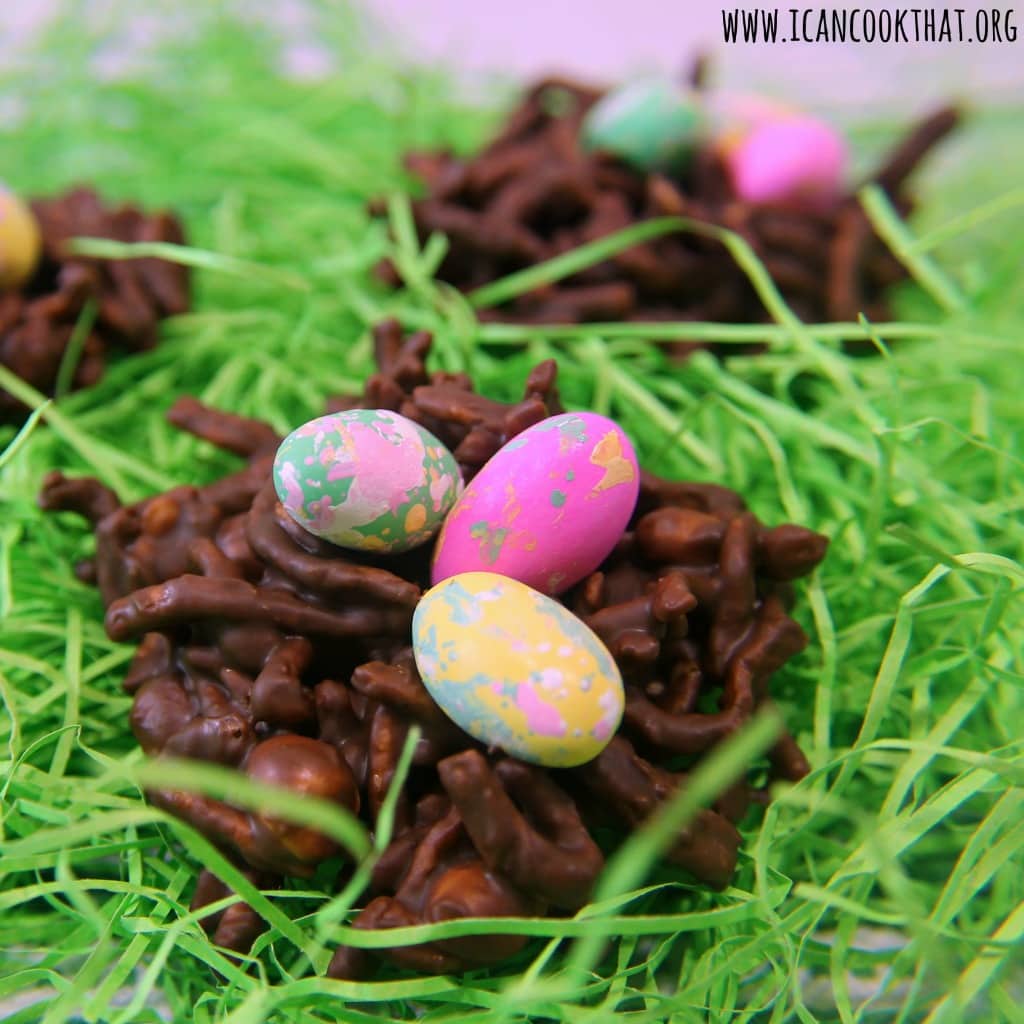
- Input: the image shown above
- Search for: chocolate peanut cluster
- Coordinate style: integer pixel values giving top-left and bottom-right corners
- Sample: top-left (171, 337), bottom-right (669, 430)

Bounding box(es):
top-left (375, 73), bottom-right (957, 347)
top-left (41, 320), bottom-right (827, 976)
top-left (1, 187), bottom-right (190, 420)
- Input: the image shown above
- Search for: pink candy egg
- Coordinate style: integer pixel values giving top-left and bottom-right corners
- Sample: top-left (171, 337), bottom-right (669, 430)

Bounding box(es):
top-left (707, 91), bottom-right (847, 206)
top-left (431, 412), bottom-right (640, 596)
top-left (726, 115), bottom-right (847, 205)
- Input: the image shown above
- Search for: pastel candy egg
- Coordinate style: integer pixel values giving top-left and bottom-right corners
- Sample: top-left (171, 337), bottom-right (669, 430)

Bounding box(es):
top-left (413, 571), bottom-right (624, 767)
top-left (273, 409), bottom-right (462, 553)
top-left (431, 411), bottom-right (639, 595)
top-left (0, 186), bottom-right (42, 290)
top-left (722, 113), bottom-right (847, 205)
top-left (581, 79), bottom-right (703, 172)
top-left (706, 90), bottom-right (797, 146)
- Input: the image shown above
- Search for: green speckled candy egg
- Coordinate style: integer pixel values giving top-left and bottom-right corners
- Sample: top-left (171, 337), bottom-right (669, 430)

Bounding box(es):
top-left (273, 409), bottom-right (462, 553)
top-left (581, 79), bottom-right (703, 172)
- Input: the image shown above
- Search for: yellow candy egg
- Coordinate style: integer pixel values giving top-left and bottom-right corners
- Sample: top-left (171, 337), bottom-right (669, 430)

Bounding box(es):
top-left (0, 186), bottom-right (41, 290)
top-left (413, 571), bottom-right (624, 767)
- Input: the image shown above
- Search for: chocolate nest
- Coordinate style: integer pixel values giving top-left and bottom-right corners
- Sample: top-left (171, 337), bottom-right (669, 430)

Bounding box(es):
top-left (374, 70), bottom-right (958, 347)
top-left (40, 320), bottom-right (828, 977)
top-left (1, 187), bottom-right (190, 420)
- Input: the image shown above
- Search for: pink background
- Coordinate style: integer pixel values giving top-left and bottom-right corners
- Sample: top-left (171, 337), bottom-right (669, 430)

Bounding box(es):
top-left (2, 1), bottom-right (1022, 110)
top-left (362, 0), bottom-right (1024, 109)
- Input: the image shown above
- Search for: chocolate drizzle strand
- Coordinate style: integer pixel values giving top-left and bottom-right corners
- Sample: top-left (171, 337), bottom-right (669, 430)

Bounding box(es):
top-left (41, 320), bottom-right (828, 976)
top-left (373, 77), bottom-right (957, 345)
top-left (1, 187), bottom-right (190, 420)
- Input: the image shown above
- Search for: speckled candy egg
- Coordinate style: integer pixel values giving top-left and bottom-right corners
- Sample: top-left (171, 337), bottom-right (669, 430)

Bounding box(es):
top-left (708, 94), bottom-right (846, 205)
top-left (581, 79), bottom-right (702, 172)
top-left (727, 116), bottom-right (846, 205)
top-left (273, 410), bottom-right (461, 552)
top-left (706, 91), bottom-right (797, 144)
top-left (413, 572), bottom-right (624, 767)
top-left (431, 411), bottom-right (639, 595)
top-left (0, 186), bottom-right (41, 290)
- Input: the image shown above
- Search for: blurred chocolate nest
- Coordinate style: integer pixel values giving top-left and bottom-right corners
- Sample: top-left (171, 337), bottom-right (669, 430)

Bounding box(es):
top-left (41, 320), bottom-right (828, 977)
top-left (1, 187), bottom-right (190, 420)
top-left (374, 72), bottom-right (958, 347)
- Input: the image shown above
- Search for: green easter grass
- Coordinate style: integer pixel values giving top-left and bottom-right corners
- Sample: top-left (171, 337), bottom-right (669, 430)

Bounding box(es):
top-left (2, 6), bottom-right (1023, 1023)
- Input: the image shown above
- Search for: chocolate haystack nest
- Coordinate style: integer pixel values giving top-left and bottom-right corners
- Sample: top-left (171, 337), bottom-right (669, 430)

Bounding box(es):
top-left (375, 72), bottom-right (957, 345)
top-left (1, 187), bottom-right (190, 420)
top-left (41, 320), bottom-right (828, 976)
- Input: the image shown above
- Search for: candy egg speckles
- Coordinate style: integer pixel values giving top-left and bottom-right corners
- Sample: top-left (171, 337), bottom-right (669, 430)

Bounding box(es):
top-left (0, 186), bottom-right (42, 290)
top-left (273, 410), bottom-right (461, 552)
top-left (581, 79), bottom-right (703, 173)
top-left (432, 411), bottom-right (639, 595)
top-left (413, 572), bottom-right (624, 767)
